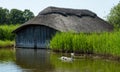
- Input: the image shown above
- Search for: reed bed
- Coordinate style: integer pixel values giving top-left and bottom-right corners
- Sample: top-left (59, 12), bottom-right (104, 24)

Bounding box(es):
top-left (50, 31), bottom-right (120, 57)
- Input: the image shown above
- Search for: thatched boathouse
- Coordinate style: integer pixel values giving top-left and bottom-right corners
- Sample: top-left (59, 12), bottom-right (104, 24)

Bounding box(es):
top-left (13, 6), bottom-right (113, 48)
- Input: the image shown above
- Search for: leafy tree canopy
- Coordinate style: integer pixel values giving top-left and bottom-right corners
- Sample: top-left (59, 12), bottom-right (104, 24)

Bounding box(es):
top-left (0, 7), bottom-right (35, 25)
top-left (23, 9), bottom-right (34, 22)
top-left (0, 7), bottom-right (9, 24)
top-left (107, 2), bottom-right (120, 28)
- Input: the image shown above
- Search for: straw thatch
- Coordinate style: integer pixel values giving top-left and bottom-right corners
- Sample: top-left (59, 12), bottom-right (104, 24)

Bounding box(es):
top-left (13, 6), bottom-right (113, 33)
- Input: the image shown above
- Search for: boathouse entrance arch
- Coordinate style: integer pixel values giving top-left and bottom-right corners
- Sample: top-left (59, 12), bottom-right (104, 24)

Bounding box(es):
top-left (15, 25), bottom-right (57, 48)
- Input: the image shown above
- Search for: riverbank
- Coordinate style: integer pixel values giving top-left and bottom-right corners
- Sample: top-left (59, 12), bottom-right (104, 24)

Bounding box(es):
top-left (0, 40), bottom-right (14, 48)
top-left (50, 31), bottom-right (120, 59)
top-left (73, 53), bottom-right (120, 61)
top-left (0, 24), bottom-right (19, 48)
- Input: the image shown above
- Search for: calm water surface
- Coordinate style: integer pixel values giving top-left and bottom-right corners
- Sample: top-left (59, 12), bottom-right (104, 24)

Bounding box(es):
top-left (0, 48), bottom-right (120, 72)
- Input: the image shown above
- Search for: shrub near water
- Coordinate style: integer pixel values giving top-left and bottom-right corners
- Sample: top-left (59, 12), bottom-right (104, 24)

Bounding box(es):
top-left (50, 31), bottom-right (120, 56)
top-left (0, 25), bottom-right (19, 48)
top-left (0, 24), bottom-right (19, 40)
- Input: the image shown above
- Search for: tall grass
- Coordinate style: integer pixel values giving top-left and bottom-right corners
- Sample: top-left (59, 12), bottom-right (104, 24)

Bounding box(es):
top-left (50, 32), bottom-right (73, 52)
top-left (50, 31), bottom-right (120, 57)
top-left (0, 40), bottom-right (14, 48)
top-left (0, 24), bottom-right (19, 40)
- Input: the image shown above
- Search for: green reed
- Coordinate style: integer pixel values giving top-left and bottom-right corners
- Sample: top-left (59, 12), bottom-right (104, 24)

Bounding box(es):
top-left (50, 30), bottom-right (120, 56)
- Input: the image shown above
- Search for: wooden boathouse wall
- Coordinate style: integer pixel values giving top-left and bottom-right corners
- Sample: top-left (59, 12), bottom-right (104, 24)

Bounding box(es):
top-left (15, 25), bottom-right (57, 48)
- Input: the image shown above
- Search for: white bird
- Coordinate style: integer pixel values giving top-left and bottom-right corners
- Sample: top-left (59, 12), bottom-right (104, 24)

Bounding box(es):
top-left (60, 53), bottom-right (74, 62)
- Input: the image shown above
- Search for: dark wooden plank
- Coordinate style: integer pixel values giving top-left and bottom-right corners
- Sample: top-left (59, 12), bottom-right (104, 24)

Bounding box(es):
top-left (15, 25), bottom-right (57, 48)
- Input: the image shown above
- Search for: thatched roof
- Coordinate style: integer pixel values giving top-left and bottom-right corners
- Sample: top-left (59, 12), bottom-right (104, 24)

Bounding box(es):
top-left (13, 6), bottom-right (113, 33)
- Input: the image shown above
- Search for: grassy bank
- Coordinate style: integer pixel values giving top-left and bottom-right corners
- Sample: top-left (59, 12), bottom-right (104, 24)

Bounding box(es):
top-left (0, 24), bottom-right (19, 48)
top-left (0, 40), bottom-right (14, 48)
top-left (50, 31), bottom-right (120, 57)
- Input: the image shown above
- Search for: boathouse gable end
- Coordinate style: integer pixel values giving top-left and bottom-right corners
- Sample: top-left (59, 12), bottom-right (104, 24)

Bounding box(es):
top-left (15, 25), bottom-right (57, 48)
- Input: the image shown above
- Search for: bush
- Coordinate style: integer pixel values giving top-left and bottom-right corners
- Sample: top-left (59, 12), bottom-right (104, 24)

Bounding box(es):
top-left (0, 24), bottom-right (19, 40)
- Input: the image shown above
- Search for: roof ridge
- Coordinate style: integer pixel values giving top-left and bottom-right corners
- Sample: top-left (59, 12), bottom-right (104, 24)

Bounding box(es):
top-left (39, 6), bottom-right (97, 17)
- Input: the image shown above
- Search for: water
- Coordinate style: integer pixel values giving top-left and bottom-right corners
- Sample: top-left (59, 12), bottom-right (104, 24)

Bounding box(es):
top-left (0, 48), bottom-right (120, 72)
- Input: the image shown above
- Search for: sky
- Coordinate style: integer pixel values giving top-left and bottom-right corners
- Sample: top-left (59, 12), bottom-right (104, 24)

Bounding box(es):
top-left (0, 0), bottom-right (120, 19)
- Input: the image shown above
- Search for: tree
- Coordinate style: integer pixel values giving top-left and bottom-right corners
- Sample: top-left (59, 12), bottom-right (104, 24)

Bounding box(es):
top-left (0, 7), bottom-right (35, 24)
top-left (107, 2), bottom-right (120, 28)
top-left (3, 8), bottom-right (10, 24)
top-left (9, 9), bottom-right (34, 24)
top-left (0, 7), bottom-right (9, 24)
top-left (23, 9), bottom-right (34, 22)
top-left (9, 9), bottom-right (24, 24)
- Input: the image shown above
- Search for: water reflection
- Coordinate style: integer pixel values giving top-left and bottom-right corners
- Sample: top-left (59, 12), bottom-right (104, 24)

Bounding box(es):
top-left (15, 48), bottom-right (54, 72)
top-left (1, 49), bottom-right (120, 72)
top-left (50, 53), bottom-right (120, 72)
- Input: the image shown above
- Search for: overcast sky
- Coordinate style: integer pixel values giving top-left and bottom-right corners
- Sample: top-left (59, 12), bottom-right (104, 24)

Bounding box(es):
top-left (0, 0), bottom-right (119, 19)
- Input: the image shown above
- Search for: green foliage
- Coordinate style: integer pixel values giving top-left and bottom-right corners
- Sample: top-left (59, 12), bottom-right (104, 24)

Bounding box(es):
top-left (0, 7), bottom-right (35, 24)
top-left (50, 32), bottom-right (73, 52)
top-left (0, 40), bottom-right (14, 48)
top-left (0, 7), bottom-right (9, 24)
top-left (0, 24), bottom-right (19, 40)
top-left (10, 9), bottom-right (24, 24)
top-left (23, 9), bottom-right (34, 22)
top-left (107, 2), bottom-right (120, 28)
top-left (50, 31), bottom-right (120, 56)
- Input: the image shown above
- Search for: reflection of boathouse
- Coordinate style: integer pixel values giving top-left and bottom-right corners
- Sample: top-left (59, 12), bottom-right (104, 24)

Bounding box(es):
top-left (13, 6), bottom-right (113, 48)
top-left (15, 49), bottom-right (53, 72)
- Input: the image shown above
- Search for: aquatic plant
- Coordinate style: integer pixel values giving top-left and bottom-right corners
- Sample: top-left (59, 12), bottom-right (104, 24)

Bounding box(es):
top-left (50, 30), bottom-right (120, 57)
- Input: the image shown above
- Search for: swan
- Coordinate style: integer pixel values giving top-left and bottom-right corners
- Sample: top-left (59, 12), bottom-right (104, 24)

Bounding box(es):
top-left (60, 53), bottom-right (74, 62)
